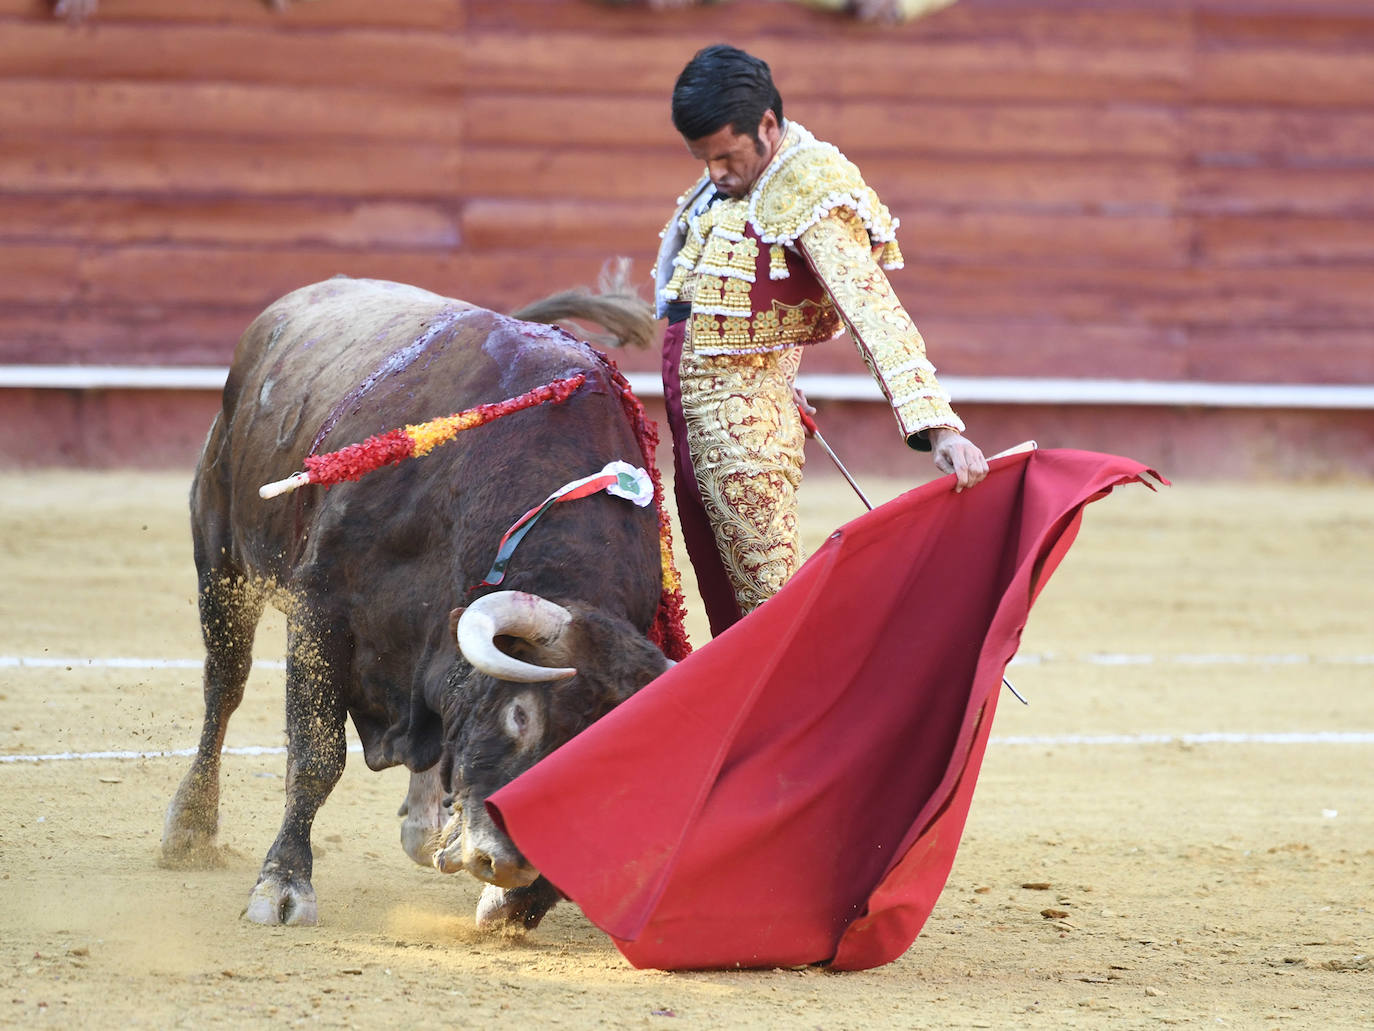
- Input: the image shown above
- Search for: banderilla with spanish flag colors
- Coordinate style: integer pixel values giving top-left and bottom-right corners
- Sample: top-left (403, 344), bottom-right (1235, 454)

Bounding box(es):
top-left (258, 374), bottom-right (587, 500)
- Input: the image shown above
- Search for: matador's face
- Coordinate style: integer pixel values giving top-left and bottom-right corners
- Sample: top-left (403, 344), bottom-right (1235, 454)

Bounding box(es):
top-left (685, 109), bottom-right (783, 200)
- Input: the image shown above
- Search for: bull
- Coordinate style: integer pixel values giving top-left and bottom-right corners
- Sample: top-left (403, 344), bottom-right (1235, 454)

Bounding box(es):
top-left (161, 276), bottom-right (674, 932)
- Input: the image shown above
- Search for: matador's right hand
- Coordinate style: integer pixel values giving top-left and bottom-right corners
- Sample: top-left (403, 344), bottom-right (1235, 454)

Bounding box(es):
top-left (928, 427), bottom-right (989, 493)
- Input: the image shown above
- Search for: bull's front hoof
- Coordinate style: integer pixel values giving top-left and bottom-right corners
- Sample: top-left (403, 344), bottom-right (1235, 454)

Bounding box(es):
top-left (243, 875), bottom-right (318, 926)
top-left (474, 880), bottom-right (558, 933)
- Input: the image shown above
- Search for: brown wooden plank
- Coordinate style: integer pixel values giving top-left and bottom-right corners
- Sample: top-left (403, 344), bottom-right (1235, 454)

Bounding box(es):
top-left (461, 146), bottom-right (1182, 212)
top-left (1199, 8), bottom-right (1374, 48)
top-left (1186, 327), bottom-right (1374, 384)
top-left (6, 307), bottom-right (1365, 387)
top-left (893, 210), bottom-right (1192, 267)
top-left (0, 23), bottom-right (465, 88)
top-left (1195, 215), bottom-right (1374, 266)
top-left (461, 199), bottom-right (1192, 267)
top-left (460, 146), bottom-right (703, 203)
top-left (1195, 0), bottom-right (1374, 11)
top-left (457, 31), bottom-right (1189, 103)
top-left (459, 200), bottom-right (667, 253)
top-left (0, 300), bottom-right (666, 368)
top-left (0, 387), bottom-right (224, 469)
top-left (794, 320), bottom-right (1191, 380)
top-left (463, 95), bottom-right (1184, 159)
top-left (0, 244), bottom-right (629, 311)
top-left (464, 0), bottom-right (1190, 48)
top-left (881, 262), bottom-right (1374, 329)
top-left (1188, 108), bottom-right (1374, 165)
top-left (0, 135), bottom-right (461, 197)
top-left (0, 81), bottom-right (461, 139)
top-left (7, 245), bottom-right (1373, 330)
top-left (0, 195), bottom-right (460, 249)
top-left (0, 0), bottom-right (463, 28)
top-left (0, 305), bottom-right (258, 364)
top-left (567, 319), bottom-right (1374, 386)
top-left (867, 156), bottom-right (1183, 215)
top-left (1194, 47), bottom-right (1374, 108)
top-left (1185, 167), bottom-right (1374, 217)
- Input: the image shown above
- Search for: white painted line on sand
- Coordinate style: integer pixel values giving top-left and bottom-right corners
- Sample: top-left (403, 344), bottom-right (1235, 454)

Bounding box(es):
top-left (4, 653), bottom-right (1372, 673)
top-left (1008, 652), bottom-right (1374, 667)
top-left (995, 731), bottom-right (1374, 747)
top-left (3, 732), bottom-right (1371, 766)
top-left (0, 656), bottom-right (286, 670)
top-left (0, 744), bottom-right (362, 764)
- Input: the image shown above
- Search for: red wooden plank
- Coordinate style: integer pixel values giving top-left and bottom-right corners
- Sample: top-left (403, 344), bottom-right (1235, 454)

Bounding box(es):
top-left (882, 262), bottom-right (1374, 328)
top-left (461, 199), bottom-right (1191, 268)
top-left (868, 156), bottom-right (1183, 214)
top-left (0, 244), bottom-right (630, 311)
top-left (464, 0), bottom-right (1190, 48)
top-left (7, 245), bottom-right (1373, 330)
top-left (893, 210), bottom-right (1192, 267)
top-left (459, 199), bottom-right (667, 253)
top-left (0, 23), bottom-right (465, 87)
top-left (1185, 167), bottom-right (1374, 217)
top-left (1198, 8), bottom-right (1374, 48)
top-left (0, 299), bottom-right (665, 368)
top-left (1194, 47), bottom-right (1374, 108)
top-left (463, 95), bottom-right (1184, 159)
top-left (457, 31), bottom-right (1189, 103)
top-left (461, 146), bottom-right (1182, 213)
top-left (460, 147), bottom-right (704, 203)
top-left (0, 195), bottom-right (459, 249)
top-left (0, 135), bottom-right (461, 197)
top-left (5, 307), bottom-right (1365, 388)
top-left (1187, 327), bottom-right (1374, 384)
top-left (1196, 215), bottom-right (1374, 266)
top-left (794, 320), bottom-right (1191, 381)
top-left (1188, 108), bottom-right (1374, 165)
top-left (0, 0), bottom-right (463, 28)
top-left (0, 81), bottom-right (461, 139)
top-left (0, 305), bottom-right (257, 364)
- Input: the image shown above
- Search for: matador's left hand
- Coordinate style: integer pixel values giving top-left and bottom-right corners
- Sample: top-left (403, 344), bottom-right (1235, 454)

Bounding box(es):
top-left (927, 427), bottom-right (989, 493)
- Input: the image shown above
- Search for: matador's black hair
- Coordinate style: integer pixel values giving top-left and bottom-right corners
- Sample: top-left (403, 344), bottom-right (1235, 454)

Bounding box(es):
top-left (671, 44), bottom-right (784, 144)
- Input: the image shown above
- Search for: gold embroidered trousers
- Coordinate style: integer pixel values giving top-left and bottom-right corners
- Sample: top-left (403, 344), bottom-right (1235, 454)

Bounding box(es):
top-left (663, 320), bottom-right (806, 634)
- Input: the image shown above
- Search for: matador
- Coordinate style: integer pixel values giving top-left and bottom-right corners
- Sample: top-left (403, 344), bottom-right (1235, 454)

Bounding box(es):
top-left (654, 45), bottom-right (988, 637)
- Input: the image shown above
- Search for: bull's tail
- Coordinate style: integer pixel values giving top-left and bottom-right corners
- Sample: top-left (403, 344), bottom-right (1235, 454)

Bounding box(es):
top-left (509, 257), bottom-right (655, 350)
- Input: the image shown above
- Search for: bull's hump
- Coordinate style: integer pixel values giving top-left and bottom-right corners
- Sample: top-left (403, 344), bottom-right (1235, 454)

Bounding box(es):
top-left (483, 316), bottom-right (604, 397)
top-left (308, 304), bottom-right (491, 456)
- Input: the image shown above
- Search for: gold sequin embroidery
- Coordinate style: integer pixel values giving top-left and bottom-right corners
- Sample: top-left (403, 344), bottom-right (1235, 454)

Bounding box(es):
top-left (679, 330), bottom-right (806, 615)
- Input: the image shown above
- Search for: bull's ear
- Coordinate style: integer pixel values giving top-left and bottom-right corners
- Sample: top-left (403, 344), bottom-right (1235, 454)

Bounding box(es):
top-left (448, 607), bottom-right (466, 652)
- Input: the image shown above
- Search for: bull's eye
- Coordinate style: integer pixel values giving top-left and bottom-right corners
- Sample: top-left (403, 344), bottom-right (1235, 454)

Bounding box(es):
top-left (502, 693), bottom-right (542, 748)
top-left (503, 699), bottom-right (529, 740)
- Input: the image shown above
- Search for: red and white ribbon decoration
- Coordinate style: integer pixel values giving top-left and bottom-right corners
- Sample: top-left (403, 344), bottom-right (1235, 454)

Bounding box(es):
top-left (477, 461), bottom-right (654, 589)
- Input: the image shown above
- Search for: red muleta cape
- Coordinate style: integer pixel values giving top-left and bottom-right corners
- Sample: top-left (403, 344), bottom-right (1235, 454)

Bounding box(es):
top-left (488, 448), bottom-right (1163, 971)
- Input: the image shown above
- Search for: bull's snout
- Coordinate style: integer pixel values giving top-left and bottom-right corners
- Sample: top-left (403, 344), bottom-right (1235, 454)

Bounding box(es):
top-left (432, 807), bottom-right (539, 888)
top-left (465, 848), bottom-right (539, 889)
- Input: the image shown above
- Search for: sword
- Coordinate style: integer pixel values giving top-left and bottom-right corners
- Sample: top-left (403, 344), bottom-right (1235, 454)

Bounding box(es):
top-left (798, 403), bottom-right (1032, 705)
top-left (797, 407), bottom-right (874, 511)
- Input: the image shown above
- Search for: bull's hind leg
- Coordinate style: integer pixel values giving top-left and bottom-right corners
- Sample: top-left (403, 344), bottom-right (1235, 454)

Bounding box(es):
top-left (243, 612), bottom-right (349, 926)
top-left (162, 569), bottom-right (264, 867)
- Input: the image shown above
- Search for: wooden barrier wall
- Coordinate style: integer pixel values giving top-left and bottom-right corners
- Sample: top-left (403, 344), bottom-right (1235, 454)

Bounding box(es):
top-left (1, 0), bottom-right (1371, 473)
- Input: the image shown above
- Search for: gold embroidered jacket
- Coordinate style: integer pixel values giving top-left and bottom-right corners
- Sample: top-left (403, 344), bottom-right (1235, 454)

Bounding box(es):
top-left (653, 122), bottom-right (963, 443)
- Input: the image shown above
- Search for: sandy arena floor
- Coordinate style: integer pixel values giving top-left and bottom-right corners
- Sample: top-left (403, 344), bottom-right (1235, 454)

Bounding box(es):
top-left (1, 467), bottom-right (1371, 1029)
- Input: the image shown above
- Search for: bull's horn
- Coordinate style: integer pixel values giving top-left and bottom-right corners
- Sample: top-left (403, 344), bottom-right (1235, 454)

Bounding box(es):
top-left (457, 591), bottom-right (577, 682)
